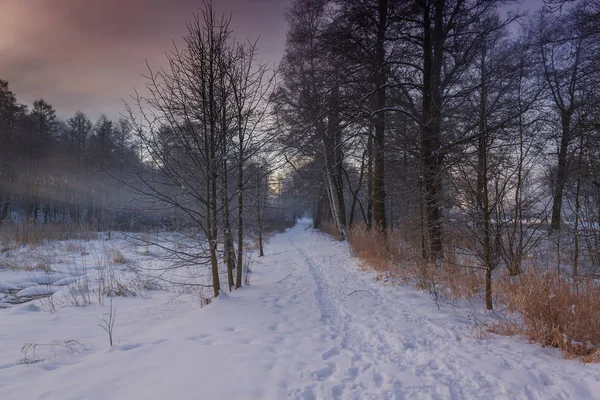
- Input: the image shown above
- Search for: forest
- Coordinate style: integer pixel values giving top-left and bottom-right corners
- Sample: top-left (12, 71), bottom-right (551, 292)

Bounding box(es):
top-left (1, 0), bottom-right (600, 390)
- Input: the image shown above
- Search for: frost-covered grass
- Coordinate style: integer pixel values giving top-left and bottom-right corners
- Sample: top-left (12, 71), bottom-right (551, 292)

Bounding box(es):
top-left (0, 231), bottom-right (210, 309)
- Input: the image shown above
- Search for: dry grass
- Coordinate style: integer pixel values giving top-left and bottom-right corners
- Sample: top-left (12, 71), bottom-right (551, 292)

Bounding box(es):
top-left (19, 340), bottom-right (83, 364)
top-left (344, 223), bottom-right (482, 302)
top-left (496, 269), bottom-right (600, 361)
top-left (414, 260), bottom-right (483, 302)
top-left (107, 248), bottom-right (127, 264)
top-left (0, 259), bottom-right (53, 272)
top-left (321, 220), bottom-right (600, 362)
top-left (346, 224), bottom-right (404, 267)
top-left (65, 242), bottom-right (86, 253)
top-left (320, 221), bottom-right (342, 241)
top-left (0, 223), bottom-right (97, 247)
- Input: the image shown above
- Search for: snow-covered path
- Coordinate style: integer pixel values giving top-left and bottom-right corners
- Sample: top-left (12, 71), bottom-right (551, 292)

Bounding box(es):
top-left (2, 220), bottom-right (600, 399)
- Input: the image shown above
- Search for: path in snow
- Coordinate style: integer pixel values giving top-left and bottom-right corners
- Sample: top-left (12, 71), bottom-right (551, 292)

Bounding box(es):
top-left (1, 220), bottom-right (600, 399)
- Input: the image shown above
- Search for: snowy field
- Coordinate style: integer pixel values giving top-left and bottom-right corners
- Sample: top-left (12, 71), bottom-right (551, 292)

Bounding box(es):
top-left (1, 220), bottom-right (600, 399)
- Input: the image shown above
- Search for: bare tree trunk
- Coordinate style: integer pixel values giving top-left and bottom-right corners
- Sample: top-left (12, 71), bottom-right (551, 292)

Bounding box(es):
top-left (208, 178), bottom-right (221, 298)
top-left (372, 0), bottom-right (388, 233)
top-left (507, 94), bottom-right (526, 276)
top-left (367, 134), bottom-right (374, 229)
top-left (235, 146), bottom-right (244, 289)
top-left (550, 112), bottom-right (572, 233)
top-left (346, 151), bottom-right (366, 227)
top-left (573, 134), bottom-right (584, 285)
top-left (209, 74), bottom-right (221, 297)
top-left (0, 194), bottom-right (8, 223)
top-left (420, 0), bottom-right (445, 260)
top-left (477, 46), bottom-right (494, 310)
top-left (257, 166), bottom-right (265, 257)
top-left (419, 178), bottom-right (427, 260)
top-left (323, 162), bottom-right (344, 240)
top-left (222, 159), bottom-right (235, 291)
top-left (318, 112), bottom-right (345, 240)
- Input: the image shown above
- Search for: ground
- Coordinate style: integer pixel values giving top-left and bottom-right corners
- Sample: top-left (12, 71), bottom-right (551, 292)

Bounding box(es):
top-left (1, 220), bottom-right (600, 399)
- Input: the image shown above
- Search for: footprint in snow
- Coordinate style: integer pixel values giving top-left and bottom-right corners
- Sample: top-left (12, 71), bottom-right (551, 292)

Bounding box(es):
top-left (114, 343), bottom-right (143, 351)
top-left (331, 384), bottom-right (344, 398)
top-left (321, 346), bottom-right (340, 360)
top-left (314, 362), bottom-right (337, 381)
top-left (373, 371), bottom-right (384, 387)
top-left (187, 333), bottom-right (211, 341)
top-left (40, 363), bottom-right (60, 371)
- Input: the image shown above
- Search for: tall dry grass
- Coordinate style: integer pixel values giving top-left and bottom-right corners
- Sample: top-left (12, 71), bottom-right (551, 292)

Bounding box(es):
top-left (1, 223), bottom-right (97, 248)
top-left (345, 223), bottom-right (483, 302)
top-left (320, 221), bottom-right (600, 362)
top-left (318, 220), bottom-right (341, 240)
top-left (496, 269), bottom-right (600, 361)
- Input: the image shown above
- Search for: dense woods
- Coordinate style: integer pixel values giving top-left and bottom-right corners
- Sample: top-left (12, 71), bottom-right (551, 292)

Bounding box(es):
top-left (0, 83), bottom-right (140, 228)
top-left (275, 0), bottom-right (600, 311)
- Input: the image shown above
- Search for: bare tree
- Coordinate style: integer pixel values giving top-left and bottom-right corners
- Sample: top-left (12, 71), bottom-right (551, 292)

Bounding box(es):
top-left (98, 298), bottom-right (116, 347)
top-left (124, 5), bottom-right (237, 298)
top-left (535, 6), bottom-right (599, 232)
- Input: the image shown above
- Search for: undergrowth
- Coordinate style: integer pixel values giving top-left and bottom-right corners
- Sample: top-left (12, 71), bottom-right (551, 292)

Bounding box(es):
top-left (324, 222), bottom-right (600, 362)
top-left (1, 223), bottom-right (97, 249)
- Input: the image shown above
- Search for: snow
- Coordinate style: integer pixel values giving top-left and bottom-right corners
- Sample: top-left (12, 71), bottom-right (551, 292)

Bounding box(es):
top-left (1, 220), bottom-right (600, 399)
top-left (14, 285), bottom-right (60, 297)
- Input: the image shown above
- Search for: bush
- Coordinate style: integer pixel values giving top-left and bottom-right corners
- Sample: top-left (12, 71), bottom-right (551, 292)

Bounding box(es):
top-left (496, 269), bottom-right (600, 361)
top-left (107, 248), bottom-right (127, 264)
top-left (343, 223), bottom-right (482, 302)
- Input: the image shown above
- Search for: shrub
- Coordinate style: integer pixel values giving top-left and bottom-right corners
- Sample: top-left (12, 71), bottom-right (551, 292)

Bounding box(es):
top-left (107, 248), bottom-right (127, 264)
top-left (496, 269), bottom-right (600, 361)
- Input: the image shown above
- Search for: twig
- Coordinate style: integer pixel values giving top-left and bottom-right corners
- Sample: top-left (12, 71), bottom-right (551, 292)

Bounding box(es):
top-left (277, 267), bottom-right (299, 283)
top-left (343, 289), bottom-right (369, 298)
top-left (98, 297), bottom-right (117, 346)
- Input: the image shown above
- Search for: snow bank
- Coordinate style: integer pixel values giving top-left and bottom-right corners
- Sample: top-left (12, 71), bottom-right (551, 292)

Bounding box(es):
top-left (15, 285), bottom-right (60, 297)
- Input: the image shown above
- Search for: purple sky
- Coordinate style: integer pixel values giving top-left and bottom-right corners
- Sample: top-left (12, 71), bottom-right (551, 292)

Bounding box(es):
top-left (0, 0), bottom-right (543, 120)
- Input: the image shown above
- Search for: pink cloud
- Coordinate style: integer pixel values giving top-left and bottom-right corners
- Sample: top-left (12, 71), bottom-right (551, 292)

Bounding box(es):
top-left (0, 0), bottom-right (288, 120)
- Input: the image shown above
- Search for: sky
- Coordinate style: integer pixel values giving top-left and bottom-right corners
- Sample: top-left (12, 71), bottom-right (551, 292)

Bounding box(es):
top-left (0, 0), bottom-right (290, 119)
top-left (0, 0), bottom-right (543, 121)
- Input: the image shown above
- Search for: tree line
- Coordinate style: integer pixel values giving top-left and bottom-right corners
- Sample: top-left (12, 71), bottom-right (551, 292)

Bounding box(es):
top-left (0, 82), bottom-right (143, 228)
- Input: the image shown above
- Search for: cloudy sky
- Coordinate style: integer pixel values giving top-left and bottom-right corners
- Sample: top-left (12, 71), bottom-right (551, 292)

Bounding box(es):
top-left (0, 0), bottom-right (289, 119)
top-left (0, 0), bottom-right (543, 120)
